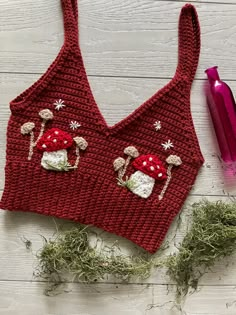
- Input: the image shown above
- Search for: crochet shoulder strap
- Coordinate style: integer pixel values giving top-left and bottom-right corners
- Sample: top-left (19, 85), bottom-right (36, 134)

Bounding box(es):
top-left (61, 0), bottom-right (79, 47)
top-left (177, 4), bottom-right (200, 83)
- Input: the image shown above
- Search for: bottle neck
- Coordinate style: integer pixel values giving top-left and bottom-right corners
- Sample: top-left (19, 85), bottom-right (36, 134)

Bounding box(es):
top-left (205, 66), bottom-right (220, 84)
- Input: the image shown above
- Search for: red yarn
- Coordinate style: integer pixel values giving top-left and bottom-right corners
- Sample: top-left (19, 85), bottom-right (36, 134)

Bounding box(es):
top-left (132, 155), bottom-right (167, 180)
top-left (0, 2), bottom-right (204, 253)
top-left (37, 128), bottom-right (73, 152)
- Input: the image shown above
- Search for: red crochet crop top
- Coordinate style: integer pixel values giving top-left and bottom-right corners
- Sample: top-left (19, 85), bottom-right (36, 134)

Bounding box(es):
top-left (0, 1), bottom-right (204, 253)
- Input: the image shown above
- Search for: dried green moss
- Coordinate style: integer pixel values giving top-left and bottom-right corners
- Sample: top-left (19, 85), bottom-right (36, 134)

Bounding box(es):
top-left (36, 225), bottom-right (152, 292)
top-left (35, 200), bottom-right (236, 298)
top-left (158, 200), bottom-right (236, 298)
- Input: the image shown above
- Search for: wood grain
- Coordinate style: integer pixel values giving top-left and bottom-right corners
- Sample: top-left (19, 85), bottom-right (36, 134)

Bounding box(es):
top-left (0, 281), bottom-right (235, 315)
top-left (0, 1), bottom-right (236, 79)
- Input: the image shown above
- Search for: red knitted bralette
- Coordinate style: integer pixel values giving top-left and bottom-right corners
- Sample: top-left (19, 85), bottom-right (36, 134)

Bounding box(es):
top-left (0, 1), bottom-right (204, 253)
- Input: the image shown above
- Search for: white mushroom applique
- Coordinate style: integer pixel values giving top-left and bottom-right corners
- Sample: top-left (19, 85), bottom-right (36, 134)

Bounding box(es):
top-left (36, 128), bottom-right (74, 171)
top-left (127, 155), bottom-right (167, 198)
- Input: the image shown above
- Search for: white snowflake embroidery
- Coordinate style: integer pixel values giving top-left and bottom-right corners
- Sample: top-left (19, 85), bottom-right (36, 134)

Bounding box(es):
top-left (161, 140), bottom-right (174, 150)
top-left (154, 121), bottom-right (161, 131)
top-left (70, 121), bottom-right (81, 130)
top-left (54, 99), bottom-right (66, 111)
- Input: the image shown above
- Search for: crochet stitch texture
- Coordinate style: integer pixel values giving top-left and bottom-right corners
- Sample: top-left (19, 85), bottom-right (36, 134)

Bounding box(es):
top-left (0, 1), bottom-right (204, 253)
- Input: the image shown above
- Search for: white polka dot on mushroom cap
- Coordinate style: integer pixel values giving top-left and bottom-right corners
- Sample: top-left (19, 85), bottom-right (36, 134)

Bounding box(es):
top-left (64, 140), bottom-right (68, 144)
top-left (47, 136), bottom-right (51, 139)
top-left (150, 166), bottom-right (154, 171)
top-left (53, 139), bottom-right (57, 143)
top-left (157, 165), bottom-right (160, 169)
top-left (158, 173), bottom-right (163, 177)
top-left (42, 144), bottom-right (47, 148)
top-left (143, 161), bottom-right (147, 166)
top-left (149, 157), bottom-right (153, 161)
top-left (54, 131), bottom-right (59, 135)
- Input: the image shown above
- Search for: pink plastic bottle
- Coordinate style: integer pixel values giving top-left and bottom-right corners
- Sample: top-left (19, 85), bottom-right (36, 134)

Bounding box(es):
top-left (205, 66), bottom-right (236, 162)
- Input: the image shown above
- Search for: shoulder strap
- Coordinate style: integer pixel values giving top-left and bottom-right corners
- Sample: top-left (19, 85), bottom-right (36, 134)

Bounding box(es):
top-left (61, 0), bottom-right (79, 47)
top-left (177, 4), bottom-right (200, 83)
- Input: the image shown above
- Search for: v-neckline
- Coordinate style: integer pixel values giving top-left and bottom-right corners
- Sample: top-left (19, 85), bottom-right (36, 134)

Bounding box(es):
top-left (76, 47), bottom-right (181, 137)
top-left (62, 3), bottom-right (200, 138)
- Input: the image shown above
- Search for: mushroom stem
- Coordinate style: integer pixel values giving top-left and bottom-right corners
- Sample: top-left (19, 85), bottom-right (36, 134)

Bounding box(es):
top-left (120, 156), bottom-right (131, 179)
top-left (117, 169), bottom-right (124, 180)
top-left (74, 147), bottom-right (80, 168)
top-left (128, 170), bottom-right (155, 199)
top-left (158, 165), bottom-right (173, 200)
top-left (41, 149), bottom-right (71, 171)
top-left (35, 120), bottom-right (46, 145)
top-left (72, 137), bottom-right (88, 169)
top-left (28, 131), bottom-right (35, 160)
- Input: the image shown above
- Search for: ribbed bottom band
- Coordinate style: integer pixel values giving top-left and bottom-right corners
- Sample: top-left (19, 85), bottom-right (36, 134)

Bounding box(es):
top-left (0, 162), bottom-right (184, 253)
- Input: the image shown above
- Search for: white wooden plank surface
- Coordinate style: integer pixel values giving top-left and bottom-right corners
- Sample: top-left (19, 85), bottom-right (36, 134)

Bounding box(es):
top-left (1, 1), bottom-right (236, 79)
top-left (0, 0), bottom-right (236, 314)
top-left (186, 0), bottom-right (235, 3)
top-left (0, 281), bottom-right (235, 315)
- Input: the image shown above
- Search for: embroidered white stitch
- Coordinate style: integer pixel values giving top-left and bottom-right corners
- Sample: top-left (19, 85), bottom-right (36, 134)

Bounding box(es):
top-left (158, 155), bottom-right (182, 200)
top-left (161, 140), bottom-right (174, 150)
top-left (70, 121), bottom-right (81, 130)
top-left (21, 122), bottom-right (35, 160)
top-left (54, 99), bottom-right (66, 111)
top-left (73, 136), bottom-right (88, 168)
top-left (154, 121), bottom-right (161, 131)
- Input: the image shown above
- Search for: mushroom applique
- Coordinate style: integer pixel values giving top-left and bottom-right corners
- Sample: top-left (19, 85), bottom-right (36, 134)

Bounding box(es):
top-left (73, 136), bottom-right (88, 168)
top-left (113, 146), bottom-right (139, 186)
top-left (36, 128), bottom-right (73, 171)
top-left (36, 109), bottom-right (54, 145)
top-left (127, 154), bottom-right (167, 199)
top-left (20, 122), bottom-right (35, 160)
top-left (113, 157), bottom-right (126, 181)
top-left (121, 146), bottom-right (139, 178)
top-left (21, 109), bottom-right (54, 160)
top-left (158, 155), bottom-right (182, 200)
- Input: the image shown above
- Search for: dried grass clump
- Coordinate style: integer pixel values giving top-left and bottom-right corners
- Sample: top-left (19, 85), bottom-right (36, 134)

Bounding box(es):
top-left (36, 225), bottom-right (152, 290)
top-left (35, 200), bottom-right (236, 298)
top-left (160, 200), bottom-right (236, 298)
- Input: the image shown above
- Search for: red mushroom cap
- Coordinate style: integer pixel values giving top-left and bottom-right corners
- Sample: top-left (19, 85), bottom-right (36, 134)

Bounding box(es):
top-left (132, 154), bottom-right (167, 180)
top-left (36, 128), bottom-right (73, 152)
